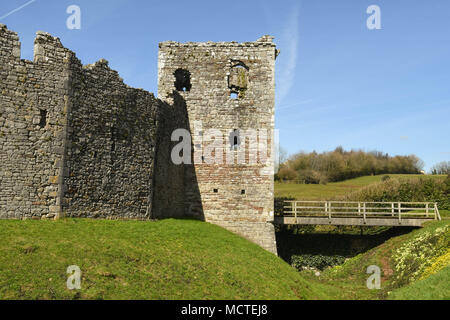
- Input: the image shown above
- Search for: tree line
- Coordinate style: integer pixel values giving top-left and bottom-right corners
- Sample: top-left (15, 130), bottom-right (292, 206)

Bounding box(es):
top-left (276, 146), bottom-right (424, 184)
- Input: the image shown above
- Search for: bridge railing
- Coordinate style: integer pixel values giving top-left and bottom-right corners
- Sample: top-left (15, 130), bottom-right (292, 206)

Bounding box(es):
top-left (283, 201), bottom-right (441, 223)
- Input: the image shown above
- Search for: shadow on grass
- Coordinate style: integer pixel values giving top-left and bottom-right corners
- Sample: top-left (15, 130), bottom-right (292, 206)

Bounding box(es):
top-left (276, 226), bottom-right (416, 265)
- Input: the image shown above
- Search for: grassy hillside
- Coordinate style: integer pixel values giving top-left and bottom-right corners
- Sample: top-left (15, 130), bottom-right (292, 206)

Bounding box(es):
top-left (0, 219), bottom-right (328, 300)
top-left (1, 218), bottom-right (448, 300)
top-left (300, 220), bottom-right (450, 300)
top-left (275, 174), bottom-right (446, 200)
top-left (1, 174), bottom-right (447, 300)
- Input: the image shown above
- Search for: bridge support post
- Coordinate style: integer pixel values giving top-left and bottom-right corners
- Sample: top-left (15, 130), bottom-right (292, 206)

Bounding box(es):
top-left (294, 202), bottom-right (297, 224)
top-left (327, 202), bottom-right (331, 223)
top-left (363, 203), bottom-right (366, 224)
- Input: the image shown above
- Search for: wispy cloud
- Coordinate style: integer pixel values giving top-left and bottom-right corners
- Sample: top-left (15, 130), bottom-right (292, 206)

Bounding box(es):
top-left (0, 0), bottom-right (37, 21)
top-left (275, 2), bottom-right (301, 106)
top-left (277, 98), bottom-right (313, 112)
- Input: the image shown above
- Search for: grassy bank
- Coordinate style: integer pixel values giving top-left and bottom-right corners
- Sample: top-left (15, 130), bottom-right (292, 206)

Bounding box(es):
top-left (0, 218), bottom-right (448, 300)
top-left (299, 220), bottom-right (450, 300)
top-left (0, 218), bottom-right (328, 300)
top-left (388, 265), bottom-right (450, 300)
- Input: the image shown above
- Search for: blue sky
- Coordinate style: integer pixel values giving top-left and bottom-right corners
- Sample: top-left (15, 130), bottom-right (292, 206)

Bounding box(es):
top-left (1, 0), bottom-right (449, 171)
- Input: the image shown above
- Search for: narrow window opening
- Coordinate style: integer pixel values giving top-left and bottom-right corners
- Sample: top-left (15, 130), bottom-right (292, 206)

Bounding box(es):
top-left (241, 190), bottom-right (246, 195)
top-left (111, 142), bottom-right (115, 152)
top-left (229, 129), bottom-right (241, 150)
top-left (93, 151), bottom-right (98, 158)
top-left (174, 68), bottom-right (192, 92)
top-left (213, 189), bottom-right (218, 193)
top-left (39, 109), bottom-right (47, 128)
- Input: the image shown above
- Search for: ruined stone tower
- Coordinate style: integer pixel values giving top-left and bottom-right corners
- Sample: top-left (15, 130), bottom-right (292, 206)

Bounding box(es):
top-left (157, 36), bottom-right (278, 254)
top-left (0, 24), bottom-right (278, 254)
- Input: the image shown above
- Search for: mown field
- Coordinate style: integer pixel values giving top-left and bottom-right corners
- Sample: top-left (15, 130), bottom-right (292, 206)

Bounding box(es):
top-left (275, 174), bottom-right (446, 200)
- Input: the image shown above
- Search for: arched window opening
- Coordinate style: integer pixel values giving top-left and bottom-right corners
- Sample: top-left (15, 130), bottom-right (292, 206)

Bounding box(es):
top-left (174, 68), bottom-right (192, 92)
top-left (231, 60), bottom-right (249, 71)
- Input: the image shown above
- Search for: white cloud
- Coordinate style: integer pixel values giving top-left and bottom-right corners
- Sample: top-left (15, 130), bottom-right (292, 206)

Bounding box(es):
top-left (275, 2), bottom-right (301, 107)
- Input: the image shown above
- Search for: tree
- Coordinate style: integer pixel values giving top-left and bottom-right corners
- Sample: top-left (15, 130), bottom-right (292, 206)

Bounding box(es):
top-left (279, 146), bottom-right (288, 166)
top-left (430, 161), bottom-right (450, 175)
top-left (277, 147), bottom-right (425, 183)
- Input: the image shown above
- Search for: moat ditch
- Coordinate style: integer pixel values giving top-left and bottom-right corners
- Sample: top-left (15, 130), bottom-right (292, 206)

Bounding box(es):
top-left (275, 225), bottom-right (416, 272)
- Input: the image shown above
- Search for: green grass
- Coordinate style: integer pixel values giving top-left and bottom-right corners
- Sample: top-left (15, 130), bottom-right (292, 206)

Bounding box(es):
top-left (300, 220), bottom-right (450, 300)
top-left (388, 265), bottom-right (450, 300)
top-left (0, 218), bottom-right (328, 300)
top-left (1, 217), bottom-right (448, 300)
top-left (1, 174), bottom-right (446, 300)
top-left (275, 174), bottom-right (446, 200)
top-left (439, 210), bottom-right (450, 219)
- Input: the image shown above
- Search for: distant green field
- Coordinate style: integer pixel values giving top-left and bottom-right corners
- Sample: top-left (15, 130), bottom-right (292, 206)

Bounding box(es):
top-left (275, 174), bottom-right (446, 200)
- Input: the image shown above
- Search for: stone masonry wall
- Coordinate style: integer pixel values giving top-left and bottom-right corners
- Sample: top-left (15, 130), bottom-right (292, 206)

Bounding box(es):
top-left (0, 25), bottom-right (70, 219)
top-left (0, 25), bottom-right (162, 220)
top-left (158, 37), bottom-right (278, 254)
top-left (63, 59), bottom-right (160, 219)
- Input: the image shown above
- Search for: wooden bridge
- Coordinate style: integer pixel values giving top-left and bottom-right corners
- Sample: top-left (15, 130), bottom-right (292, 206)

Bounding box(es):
top-left (275, 201), bottom-right (441, 227)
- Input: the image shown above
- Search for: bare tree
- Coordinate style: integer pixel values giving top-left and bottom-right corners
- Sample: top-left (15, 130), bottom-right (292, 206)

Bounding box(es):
top-left (431, 161), bottom-right (450, 175)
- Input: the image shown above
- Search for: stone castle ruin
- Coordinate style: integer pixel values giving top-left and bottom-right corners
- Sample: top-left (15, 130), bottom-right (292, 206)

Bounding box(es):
top-left (0, 24), bottom-right (278, 254)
